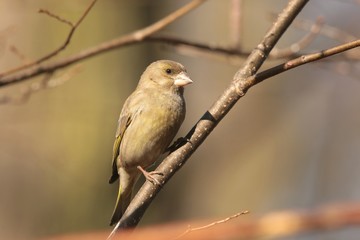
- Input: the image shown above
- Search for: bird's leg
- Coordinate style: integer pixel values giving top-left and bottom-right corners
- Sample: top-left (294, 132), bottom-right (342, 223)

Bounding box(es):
top-left (137, 166), bottom-right (164, 185)
top-left (165, 137), bottom-right (191, 153)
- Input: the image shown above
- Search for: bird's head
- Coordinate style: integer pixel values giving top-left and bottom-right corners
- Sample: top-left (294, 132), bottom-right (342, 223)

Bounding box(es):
top-left (139, 60), bottom-right (193, 93)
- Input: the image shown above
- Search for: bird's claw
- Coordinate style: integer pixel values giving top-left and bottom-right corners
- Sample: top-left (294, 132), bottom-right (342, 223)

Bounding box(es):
top-left (137, 166), bottom-right (164, 185)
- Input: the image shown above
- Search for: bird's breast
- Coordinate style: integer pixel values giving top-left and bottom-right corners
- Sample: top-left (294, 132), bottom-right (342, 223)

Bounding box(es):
top-left (120, 93), bottom-right (185, 169)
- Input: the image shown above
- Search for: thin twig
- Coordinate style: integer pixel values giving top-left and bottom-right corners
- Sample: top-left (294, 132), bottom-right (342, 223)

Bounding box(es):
top-left (173, 211), bottom-right (249, 240)
top-left (0, 0), bottom-right (97, 78)
top-left (38, 8), bottom-right (74, 27)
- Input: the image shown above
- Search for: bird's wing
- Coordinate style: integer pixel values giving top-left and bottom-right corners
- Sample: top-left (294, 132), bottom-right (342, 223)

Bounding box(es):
top-left (109, 99), bottom-right (133, 184)
top-left (109, 90), bottom-right (146, 183)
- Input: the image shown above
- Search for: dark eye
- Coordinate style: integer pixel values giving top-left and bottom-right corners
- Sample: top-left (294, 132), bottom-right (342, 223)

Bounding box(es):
top-left (165, 68), bottom-right (172, 74)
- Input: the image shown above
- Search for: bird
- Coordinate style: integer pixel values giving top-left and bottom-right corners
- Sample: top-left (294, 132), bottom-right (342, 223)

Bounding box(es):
top-left (109, 60), bottom-right (193, 226)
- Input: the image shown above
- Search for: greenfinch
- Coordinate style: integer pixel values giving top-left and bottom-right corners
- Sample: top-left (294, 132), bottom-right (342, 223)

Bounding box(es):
top-left (109, 60), bottom-right (193, 226)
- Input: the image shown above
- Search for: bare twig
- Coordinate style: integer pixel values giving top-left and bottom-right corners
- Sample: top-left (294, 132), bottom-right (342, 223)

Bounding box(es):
top-left (38, 8), bottom-right (74, 27)
top-left (0, 0), bottom-right (207, 87)
top-left (0, 0), bottom-right (97, 78)
top-left (173, 211), bottom-right (249, 240)
top-left (108, 0), bottom-right (310, 238)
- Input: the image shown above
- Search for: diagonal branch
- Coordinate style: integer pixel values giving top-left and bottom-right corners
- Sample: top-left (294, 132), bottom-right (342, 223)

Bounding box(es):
top-left (38, 8), bottom-right (74, 27)
top-left (108, 0), bottom-right (311, 238)
top-left (0, 0), bottom-right (207, 87)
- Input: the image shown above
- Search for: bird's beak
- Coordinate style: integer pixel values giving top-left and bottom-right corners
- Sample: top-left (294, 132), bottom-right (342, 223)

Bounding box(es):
top-left (174, 72), bottom-right (193, 87)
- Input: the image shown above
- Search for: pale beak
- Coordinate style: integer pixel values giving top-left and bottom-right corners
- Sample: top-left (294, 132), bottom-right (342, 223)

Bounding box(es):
top-left (174, 72), bottom-right (193, 87)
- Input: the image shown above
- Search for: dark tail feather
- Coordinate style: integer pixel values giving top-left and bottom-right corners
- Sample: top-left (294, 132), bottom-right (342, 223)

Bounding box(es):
top-left (110, 171), bottom-right (135, 226)
top-left (109, 173), bottom-right (118, 184)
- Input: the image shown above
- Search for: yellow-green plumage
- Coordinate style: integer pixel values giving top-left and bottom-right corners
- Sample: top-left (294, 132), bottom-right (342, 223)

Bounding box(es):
top-left (109, 60), bottom-right (193, 226)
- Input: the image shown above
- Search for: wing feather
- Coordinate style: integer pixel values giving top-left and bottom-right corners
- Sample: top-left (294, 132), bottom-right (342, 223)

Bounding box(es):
top-left (108, 99), bottom-right (133, 184)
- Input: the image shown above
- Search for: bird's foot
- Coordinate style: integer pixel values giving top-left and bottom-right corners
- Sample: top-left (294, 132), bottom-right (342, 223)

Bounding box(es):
top-left (137, 166), bottom-right (164, 185)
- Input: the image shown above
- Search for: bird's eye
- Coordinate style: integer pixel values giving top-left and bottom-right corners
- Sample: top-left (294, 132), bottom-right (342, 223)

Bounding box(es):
top-left (165, 68), bottom-right (172, 74)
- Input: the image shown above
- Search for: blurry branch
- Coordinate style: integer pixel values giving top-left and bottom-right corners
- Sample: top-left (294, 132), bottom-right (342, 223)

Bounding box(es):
top-left (293, 18), bottom-right (356, 43)
top-left (173, 210), bottom-right (250, 240)
top-left (0, 0), bottom-right (207, 88)
top-left (42, 203), bottom-right (360, 240)
top-left (293, 18), bottom-right (360, 60)
top-left (147, 34), bottom-right (250, 57)
top-left (270, 16), bottom-right (324, 58)
top-left (9, 45), bottom-right (32, 63)
top-left (1, 0), bottom-right (97, 77)
top-left (0, 26), bottom-right (15, 58)
top-left (148, 17), bottom-right (324, 64)
top-left (108, 202), bottom-right (360, 240)
top-left (108, 0), bottom-right (311, 237)
top-left (0, 65), bottom-right (82, 104)
top-left (0, 73), bottom-right (53, 104)
top-left (230, 0), bottom-right (243, 48)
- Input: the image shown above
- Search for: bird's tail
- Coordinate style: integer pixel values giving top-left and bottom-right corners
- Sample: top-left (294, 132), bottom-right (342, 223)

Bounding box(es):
top-left (110, 169), bottom-right (138, 226)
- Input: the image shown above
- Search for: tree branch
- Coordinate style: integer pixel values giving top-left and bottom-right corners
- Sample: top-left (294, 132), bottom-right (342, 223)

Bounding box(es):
top-left (0, 0), bottom-right (207, 87)
top-left (108, 0), bottom-right (311, 238)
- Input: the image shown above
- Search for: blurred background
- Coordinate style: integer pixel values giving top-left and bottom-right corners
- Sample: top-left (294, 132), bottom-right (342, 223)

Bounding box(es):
top-left (0, 0), bottom-right (359, 239)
